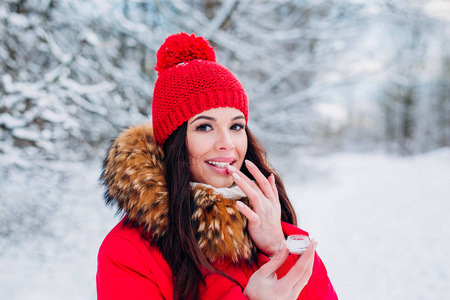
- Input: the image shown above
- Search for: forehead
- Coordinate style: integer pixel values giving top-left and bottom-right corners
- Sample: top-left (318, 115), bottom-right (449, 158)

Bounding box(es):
top-left (190, 107), bottom-right (245, 119)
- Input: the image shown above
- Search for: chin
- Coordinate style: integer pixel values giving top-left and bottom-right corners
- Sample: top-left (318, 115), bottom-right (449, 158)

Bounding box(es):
top-left (207, 177), bottom-right (233, 188)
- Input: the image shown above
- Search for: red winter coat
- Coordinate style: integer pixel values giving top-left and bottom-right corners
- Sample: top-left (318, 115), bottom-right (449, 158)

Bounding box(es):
top-left (97, 219), bottom-right (337, 300)
top-left (97, 124), bottom-right (337, 300)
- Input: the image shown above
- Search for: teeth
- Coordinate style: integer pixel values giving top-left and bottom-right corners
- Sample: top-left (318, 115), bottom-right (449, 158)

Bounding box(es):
top-left (207, 161), bottom-right (231, 168)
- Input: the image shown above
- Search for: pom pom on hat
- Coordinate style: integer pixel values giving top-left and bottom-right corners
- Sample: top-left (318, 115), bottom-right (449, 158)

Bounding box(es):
top-left (152, 32), bottom-right (248, 145)
top-left (155, 32), bottom-right (216, 73)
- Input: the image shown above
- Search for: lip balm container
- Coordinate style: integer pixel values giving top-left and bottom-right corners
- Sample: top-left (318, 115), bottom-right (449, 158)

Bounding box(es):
top-left (286, 235), bottom-right (310, 255)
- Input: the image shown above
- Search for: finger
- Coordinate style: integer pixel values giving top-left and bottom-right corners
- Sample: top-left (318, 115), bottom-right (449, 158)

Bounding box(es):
top-left (292, 247), bottom-right (315, 293)
top-left (236, 200), bottom-right (259, 224)
top-left (279, 240), bottom-right (317, 285)
top-left (257, 240), bottom-right (290, 277)
top-left (292, 241), bottom-right (316, 292)
top-left (268, 173), bottom-right (278, 201)
top-left (245, 160), bottom-right (275, 200)
top-left (228, 164), bottom-right (260, 192)
top-left (230, 172), bottom-right (264, 212)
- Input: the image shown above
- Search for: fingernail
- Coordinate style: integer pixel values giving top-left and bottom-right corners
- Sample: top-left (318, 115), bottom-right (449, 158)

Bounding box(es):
top-left (236, 200), bottom-right (244, 208)
top-left (271, 173), bottom-right (275, 183)
top-left (232, 172), bottom-right (241, 181)
top-left (227, 164), bottom-right (237, 173)
top-left (245, 160), bottom-right (254, 168)
top-left (279, 240), bottom-right (285, 250)
top-left (312, 239), bottom-right (317, 250)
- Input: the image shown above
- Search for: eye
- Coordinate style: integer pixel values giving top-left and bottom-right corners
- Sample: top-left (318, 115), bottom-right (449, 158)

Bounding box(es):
top-left (230, 123), bottom-right (245, 131)
top-left (195, 124), bottom-right (212, 132)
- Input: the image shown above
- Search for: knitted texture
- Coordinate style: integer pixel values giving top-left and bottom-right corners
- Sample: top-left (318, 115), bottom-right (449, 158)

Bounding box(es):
top-left (152, 32), bottom-right (248, 145)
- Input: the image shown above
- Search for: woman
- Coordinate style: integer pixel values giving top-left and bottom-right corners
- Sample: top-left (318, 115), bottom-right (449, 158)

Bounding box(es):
top-left (97, 32), bottom-right (337, 300)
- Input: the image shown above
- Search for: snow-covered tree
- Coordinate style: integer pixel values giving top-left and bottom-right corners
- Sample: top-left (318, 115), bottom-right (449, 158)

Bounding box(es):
top-left (0, 0), bottom-right (155, 160)
top-left (1, 0), bottom-right (448, 160)
top-left (151, 0), bottom-right (367, 148)
top-left (0, 0), bottom-right (367, 160)
top-left (376, 0), bottom-right (449, 155)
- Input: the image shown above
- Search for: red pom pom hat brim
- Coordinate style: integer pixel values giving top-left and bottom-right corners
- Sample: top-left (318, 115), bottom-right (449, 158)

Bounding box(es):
top-left (152, 33), bottom-right (248, 145)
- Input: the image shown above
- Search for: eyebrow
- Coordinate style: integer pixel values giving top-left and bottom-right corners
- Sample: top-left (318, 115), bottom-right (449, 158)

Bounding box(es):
top-left (189, 115), bottom-right (245, 124)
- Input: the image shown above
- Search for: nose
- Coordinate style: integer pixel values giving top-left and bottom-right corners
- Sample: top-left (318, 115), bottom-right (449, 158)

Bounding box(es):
top-left (215, 129), bottom-right (235, 151)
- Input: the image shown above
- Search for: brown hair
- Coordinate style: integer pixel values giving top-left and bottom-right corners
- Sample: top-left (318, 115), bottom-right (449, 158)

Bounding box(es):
top-left (159, 123), bottom-right (297, 300)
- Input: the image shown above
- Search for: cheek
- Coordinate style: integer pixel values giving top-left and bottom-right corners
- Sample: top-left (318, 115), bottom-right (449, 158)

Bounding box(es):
top-left (237, 137), bottom-right (248, 158)
top-left (187, 136), bottom-right (208, 180)
top-left (188, 148), bottom-right (203, 172)
top-left (188, 154), bottom-right (203, 182)
top-left (186, 134), bottom-right (200, 158)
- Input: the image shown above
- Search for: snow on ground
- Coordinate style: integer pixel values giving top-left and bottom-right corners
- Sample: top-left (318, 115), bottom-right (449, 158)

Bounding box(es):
top-left (284, 149), bottom-right (450, 300)
top-left (0, 148), bottom-right (449, 300)
top-left (0, 157), bottom-right (117, 300)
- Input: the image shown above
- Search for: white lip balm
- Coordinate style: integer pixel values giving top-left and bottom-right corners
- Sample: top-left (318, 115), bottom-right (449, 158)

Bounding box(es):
top-left (286, 235), bottom-right (310, 255)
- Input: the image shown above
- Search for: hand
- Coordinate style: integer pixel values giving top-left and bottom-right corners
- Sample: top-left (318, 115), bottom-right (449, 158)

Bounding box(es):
top-left (244, 239), bottom-right (317, 300)
top-left (227, 160), bottom-right (285, 257)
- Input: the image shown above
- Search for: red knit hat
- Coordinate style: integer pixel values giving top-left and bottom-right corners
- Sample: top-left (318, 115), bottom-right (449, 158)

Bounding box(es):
top-left (152, 32), bottom-right (248, 145)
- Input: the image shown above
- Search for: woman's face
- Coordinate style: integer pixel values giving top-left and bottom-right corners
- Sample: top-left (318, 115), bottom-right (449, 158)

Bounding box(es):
top-left (186, 107), bottom-right (248, 188)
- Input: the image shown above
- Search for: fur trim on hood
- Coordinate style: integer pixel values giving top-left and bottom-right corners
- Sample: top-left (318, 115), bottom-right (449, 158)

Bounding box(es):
top-left (100, 123), bottom-right (255, 263)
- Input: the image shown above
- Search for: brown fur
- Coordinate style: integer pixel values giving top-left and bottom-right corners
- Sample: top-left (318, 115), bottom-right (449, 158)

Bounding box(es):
top-left (101, 123), bottom-right (255, 263)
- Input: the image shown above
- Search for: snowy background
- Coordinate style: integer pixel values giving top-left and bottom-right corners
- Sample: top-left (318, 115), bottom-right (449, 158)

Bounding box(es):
top-left (1, 0), bottom-right (450, 299)
top-left (1, 150), bottom-right (449, 300)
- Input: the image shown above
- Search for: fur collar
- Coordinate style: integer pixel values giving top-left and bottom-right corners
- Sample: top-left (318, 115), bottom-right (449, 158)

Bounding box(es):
top-left (101, 123), bottom-right (255, 263)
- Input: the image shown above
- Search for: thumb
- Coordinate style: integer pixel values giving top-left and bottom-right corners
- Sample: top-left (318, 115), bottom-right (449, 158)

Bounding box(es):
top-left (258, 240), bottom-right (289, 277)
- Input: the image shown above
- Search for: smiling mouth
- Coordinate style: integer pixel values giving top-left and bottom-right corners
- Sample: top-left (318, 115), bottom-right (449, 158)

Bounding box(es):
top-left (206, 160), bottom-right (235, 168)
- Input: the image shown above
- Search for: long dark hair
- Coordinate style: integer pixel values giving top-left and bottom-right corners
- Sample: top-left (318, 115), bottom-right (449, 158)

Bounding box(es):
top-left (159, 122), bottom-right (297, 300)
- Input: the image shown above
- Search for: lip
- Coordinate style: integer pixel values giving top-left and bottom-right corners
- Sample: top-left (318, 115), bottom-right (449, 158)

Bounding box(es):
top-left (204, 156), bottom-right (236, 175)
top-left (206, 156), bottom-right (236, 163)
